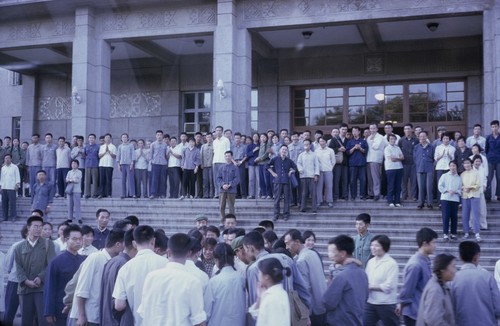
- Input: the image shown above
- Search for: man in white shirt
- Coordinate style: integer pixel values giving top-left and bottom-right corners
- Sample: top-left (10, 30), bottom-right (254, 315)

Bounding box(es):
top-left (1, 154), bottom-right (21, 221)
top-left (97, 133), bottom-right (116, 198)
top-left (466, 123), bottom-right (486, 150)
top-left (212, 126), bottom-right (231, 198)
top-left (315, 137), bottom-right (335, 208)
top-left (167, 137), bottom-right (183, 198)
top-left (138, 233), bottom-right (207, 326)
top-left (366, 124), bottom-right (386, 201)
top-left (113, 225), bottom-right (168, 326)
top-left (67, 230), bottom-right (124, 326)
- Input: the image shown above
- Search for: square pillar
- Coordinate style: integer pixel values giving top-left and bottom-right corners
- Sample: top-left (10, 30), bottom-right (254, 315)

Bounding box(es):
top-left (483, 2), bottom-right (500, 126)
top-left (213, 0), bottom-right (252, 134)
top-left (71, 7), bottom-right (111, 138)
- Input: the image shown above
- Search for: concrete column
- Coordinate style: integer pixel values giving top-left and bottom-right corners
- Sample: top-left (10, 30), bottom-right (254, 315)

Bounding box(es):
top-left (213, 0), bottom-right (252, 134)
top-left (19, 75), bottom-right (36, 141)
top-left (71, 7), bottom-right (111, 138)
top-left (483, 2), bottom-right (500, 126)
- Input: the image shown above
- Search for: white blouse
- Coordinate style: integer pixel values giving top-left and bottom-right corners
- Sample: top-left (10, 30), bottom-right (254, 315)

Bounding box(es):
top-left (249, 283), bottom-right (291, 326)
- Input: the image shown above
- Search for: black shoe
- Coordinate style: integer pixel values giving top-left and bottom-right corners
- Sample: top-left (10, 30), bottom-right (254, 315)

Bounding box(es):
top-left (300, 209), bottom-right (306, 213)
top-left (283, 216), bottom-right (289, 221)
top-left (374, 196), bottom-right (380, 201)
top-left (273, 215), bottom-right (279, 221)
top-left (417, 205), bottom-right (423, 210)
top-left (84, 195), bottom-right (90, 199)
top-left (78, 219), bottom-right (83, 224)
top-left (427, 204), bottom-right (433, 210)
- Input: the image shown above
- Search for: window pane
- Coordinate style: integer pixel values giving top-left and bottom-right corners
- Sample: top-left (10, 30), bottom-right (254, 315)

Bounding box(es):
top-left (349, 96), bottom-right (365, 106)
top-left (447, 102), bottom-right (464, 121)
top-left (294, 90), bottom-right (306, 98)
top-left (366, 105), bottom-right (383, 123)
top-left (385, 96), bottom-right (403, 113)
top-left (200, 123), bottom-right (210, 133)
top-left (386, 85), bottom-right (403, 94)
top-left (184, 94), bottom-right (195, 110)
top-left (385, 114), bottom-right (403, 124)
top-left (325, 107), bottom-right (343, 125)
top-left (410, 102), bottom-right (427, 113)
top-left (349, 87), bottom-right (365, 96)
top-left (295, 99), bottom-right (306, 107)
top-left (294, 108), bottom-right (306, 117)
top-left (366, 86), bottom-right (383, 105)
top-left (198, 112), bottom-right (210, 123)
top-left (251, 90), bottom-right (259, 107)
top-left (429, 83), bottom-right (446, 101)
top-left (447, 92), bottom-right (464, 102)
top-left (410, 113), bottom-right (427, 122)
top-left (409, 84), bottom-right (427, 93)
top-left (429, 102), bottom-right (446, 121)
top-left (198, 93), bottom-right (211, 109)
top-left (251, 110), bottom-right (258, 121)
top-left (327, 88), bottom-right (343, 97)
top-left (310, 108), bottom-right (325, 125)
top-left (185, 112), bottom-right (195, 122)
top-left (326, 97), bottom-right (343, 107)
top-left (309, 89), bottom-right (326, 107)
top-left (447, 82), bottom-right (464, 91)
top-left (295, 117), bottom-right (308, 126)
top-left (348, 106), bottom-right (365, 124)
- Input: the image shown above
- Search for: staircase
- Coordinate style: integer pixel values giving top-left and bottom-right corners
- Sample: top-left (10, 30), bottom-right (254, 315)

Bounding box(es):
top-left (1, 197), bottom-right (499, 274)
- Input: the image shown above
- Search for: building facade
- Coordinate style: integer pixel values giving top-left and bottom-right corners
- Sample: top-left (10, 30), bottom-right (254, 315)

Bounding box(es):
top-left (0, 0), bottom-right (498, 142)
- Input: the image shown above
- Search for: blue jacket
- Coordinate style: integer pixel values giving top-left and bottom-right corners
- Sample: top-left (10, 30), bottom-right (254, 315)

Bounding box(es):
top-left (485, 134), bottom-right (500, 164)
top-left (346, 138), bottom-right (368, 167)
top-left (414, 143), bottom-right (434, 173)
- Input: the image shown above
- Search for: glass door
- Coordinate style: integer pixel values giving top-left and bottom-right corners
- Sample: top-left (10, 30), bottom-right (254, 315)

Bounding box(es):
top-left (182, 92), bottom-right (212, 136)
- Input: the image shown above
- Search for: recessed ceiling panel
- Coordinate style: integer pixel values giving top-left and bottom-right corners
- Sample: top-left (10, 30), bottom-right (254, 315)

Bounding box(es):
top-left (153, 35), bottom-right (214, 55)
top-left (2, 48), bottom-right (71, 65)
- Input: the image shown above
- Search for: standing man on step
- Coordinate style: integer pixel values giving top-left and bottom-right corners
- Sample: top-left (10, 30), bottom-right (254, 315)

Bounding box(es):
top-left (217, 151), bottom-right (240, 223)
top-left (212, 126), bottom-right (231, 199)
top-left (97, 134), bottom-right (116, 199)
top-left (267, 145), bottom-right (296, 221)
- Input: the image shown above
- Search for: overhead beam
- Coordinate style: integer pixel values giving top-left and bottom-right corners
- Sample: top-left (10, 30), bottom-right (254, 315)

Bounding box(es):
top-left (126, 40), bottom-right (177, 65)
top-left (251, 32), bottom-right (276, 59)
top-left (357, 23), bottom-right (382, 52)
top-left (47, 45), bottom-right (72, 59)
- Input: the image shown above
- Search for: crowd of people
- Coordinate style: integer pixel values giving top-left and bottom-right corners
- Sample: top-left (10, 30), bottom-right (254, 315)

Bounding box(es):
top-left (1, 120), bottom-right (500, 237)
top-left (1, 210), bottom-right (499, 326)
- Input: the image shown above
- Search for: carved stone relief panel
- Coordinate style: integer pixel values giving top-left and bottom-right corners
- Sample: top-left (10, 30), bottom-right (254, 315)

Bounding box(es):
top-left (38, 97), bottom-right (72, 120)
top-left (0, 16), bottom-right (74, 46)
top-left (110, 92), bottom-right (162, 118)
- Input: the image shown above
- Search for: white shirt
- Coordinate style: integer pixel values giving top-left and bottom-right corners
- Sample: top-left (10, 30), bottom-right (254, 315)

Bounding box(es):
top-left (168, 145), bottom-right (183, 167)
top-left (53, 238), bottom-right (66, 254)
top-left (70, 249), bottom-right (112, 323)
top-left (384, 144), bottom-right (403, 170)
top-left (0, 164), bottom-right (20, 190)
top-left (366, 133), bottom-right (387, 163)
top-left (185, 259), bottom-right (209, 293)
top-left (470, 153), bottom-right (489, 178)
top-left (212, 137), bottom-right (230, 164)
top-left (466, 135), bottom-right (486, 150)
top-left (78, 245), bottom-right (98, 256)
top-left (434, 144), bottom-right (456, 170)
top-left (112, 249), bottom-right (168, 326)
top-left (249, 283), bottom-right (291, 326)
top-left (56, 145), bottom-right (71, 169)
top-left (138, 262), bottom-right (206, 326)
top-left (135, 148), bottom-right (149, 170)
top-left (315, 146), bottom-right (336, 172)
top-left (494, 259), bottom-right (500, 290)
top-left (365, 254), bottom-right (399, 304)
top-left (98, 143), bottom-right (117, 167)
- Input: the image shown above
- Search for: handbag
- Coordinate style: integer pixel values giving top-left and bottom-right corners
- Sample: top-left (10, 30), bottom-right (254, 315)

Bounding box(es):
top-left (333, 138), bottom-right (344, 164)
top-left (65, 183), bottom-right (74, 195)
top-left (287, 274), bottom-right (309, 326)
top-left (290, 173), bottom-right (299, 189)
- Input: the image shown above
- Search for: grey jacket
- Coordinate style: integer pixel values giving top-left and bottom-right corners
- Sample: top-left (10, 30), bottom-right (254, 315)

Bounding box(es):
top-left (416, 274), bottom-right (455, 326)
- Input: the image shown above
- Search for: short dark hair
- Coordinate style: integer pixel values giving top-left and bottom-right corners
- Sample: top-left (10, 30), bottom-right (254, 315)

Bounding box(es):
top-left (27, 215), bottom-right (43, 226)
top-left (81, 225), bottom-right (94, 236)
top-left (228, 228), bottom-right (245, 237)
top-left (124, 229), bottom-right (135, 249)
top-left (45, 133), bottom-right (53, 138)
top-left (187, 228), bottom-right (203, 243)
top-left (154, 229), bottom-right (168, 251)
top-left (224, 150), bottom-right (233, 156)
top-left (168, 233), bottom-right (193, 258)
top-left (328, 234), bottom-right (355, 255)
top-left (133, 225), bottom-right (155, 245)
top-left (302, 230), bottom-right (316, 242)
top-left (258, 220), bottom-right (274, 230)
top-left (63, 224), bottom-right (82, 239)
top-left (242, 231), bottom-right (265, 250)
top-left (203, 237), bottom-right (218, 249)
top-left (371, 234), bottom-right (391, 253)
top-left (416, 227), bottom-right (438, 248)
top-left (31, 209), bottom-right (44, 217)
top-left (96, 208), bottom-right (110, 218)
top-left (263, 230), bottom-right (278, 245)
top-left (223, 214), bottom-right (236, 222)
top-left (113, 219), bottom-right (131, 231)
top-left (356, 213), bottom-right (371, 224)
top-left (125, 215), bottom-right (139, 226)
top-left (105, 230), bottom-right (125, 248)
top-left (473, 123), bottom-right (482, 129)
top-left (58, 136), bottom-right (66, 142)
top-left (285, 229), bottom-right (303, 243)
top-left (214, 243), bottom-right (235, 272)
top-left (490, 120), bottom-right (499, 127)
top-left (472, 154), bottom-right (483, 163)
top-left (459, 241), bottom-right (481, 263)
top-left (206, 225), bottom-right (220, 238)
top-left (71, 159), bottom-right (79, 167)
top-left (471, 144), bottom-right (483, 152)
top-left (404, 123), bottom-right (413, 129)
top-left (258, 257), bottom-right (291, 284)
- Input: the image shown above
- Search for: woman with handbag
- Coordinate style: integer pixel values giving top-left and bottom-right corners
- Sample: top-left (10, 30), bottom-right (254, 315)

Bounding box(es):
top-left (66, 159), bottom-right (82, 224)
top-left (249, 257), bottom-right (291, 326)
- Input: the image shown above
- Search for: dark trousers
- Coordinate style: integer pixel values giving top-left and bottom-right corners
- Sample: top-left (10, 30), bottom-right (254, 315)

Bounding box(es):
top-left (19, 292), bottom-right (47, 326)
top-left (435, 169), bottom-right (448, 205)
top-left (417, 172), bottom-right (433, 206)
top-left (291, 170), bottom-right (301, 205)
top-left (84, 167), bottom-right (98, 197)
top-left (237, 164), bottom-right (248, 197)
top-left (333, 164), bottom-right (349, 200)
top-left (404, 316), bottom-right (416, 326)
top-left (56, 168), bottom-right (69, 197)
top-left (349, 166), bottom-right (366, 199)
top-left (310, 313), bottom-right (326, 326)
top-left (300, 178), bottom-right (317, 211)
top-left (196, 169), bottom-right (203, 198)
top-left (402, 163), bottom-right (417, 199)
top-left (150, 164), bottom-right (166, 197)
top-left (486, 162), bottom-right (500, 199)
top-left (202, 167), bottom-right (214, 198)
top-left (28, 165), bottom-right (42, 196)
top-left (2, 189), bottom-right (17, 220)
top-left (182, 169), bottom-right (196, 197)
top-left (3, 281), bottom-right (19, 326)
top-left (441, 200), bottom-right (458, 235)
top-left (120, 164), bottom-right (135, 197)
top-left (386, 169), bottom-right (403, 204)
top-left (363, 303), bottom-right (399, 326)
top-left (258, 165), bottom-right (272, 197)
top-left (78, 168), bottom-right (85, 194)
top-left (134, 169), bottom-right (147, 197)
top-left (168, 167), bottom-right (181, 198)
top-left (273, 183), bottom-right (290, 218)
top-left (98, 166), bottom-right (113, 197)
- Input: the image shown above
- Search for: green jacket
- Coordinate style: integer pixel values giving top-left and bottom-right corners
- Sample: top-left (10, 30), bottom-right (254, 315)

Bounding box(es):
top-left (14, 237), bottom-right (56, 294)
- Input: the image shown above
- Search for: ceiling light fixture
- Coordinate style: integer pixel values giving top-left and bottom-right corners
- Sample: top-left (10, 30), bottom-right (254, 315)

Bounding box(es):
top-left (426, 22), bottom-right (439, 32)
top-left (194, 39), bottom-right (205, 47)
top-left (302, 31), bottom-right (313, 40)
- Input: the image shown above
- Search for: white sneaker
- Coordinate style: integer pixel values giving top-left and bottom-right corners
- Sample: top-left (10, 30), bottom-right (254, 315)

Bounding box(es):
top-left (475, 233), bottom-right (482, 242)
top-left (389, 203), bottom-right (395, 207)
top-left (395, 203), bottom-right (401, 207)
top-left (443, 234), bottom-right (449, 240)
top-left (179, 196), bottom-right (185, 200)
top-left (462, 233), bottom-right (469, 240)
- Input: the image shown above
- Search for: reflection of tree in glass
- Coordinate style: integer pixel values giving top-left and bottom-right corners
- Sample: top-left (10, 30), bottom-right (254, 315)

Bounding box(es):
top-left (314, 106), bottom-right (343, 125)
